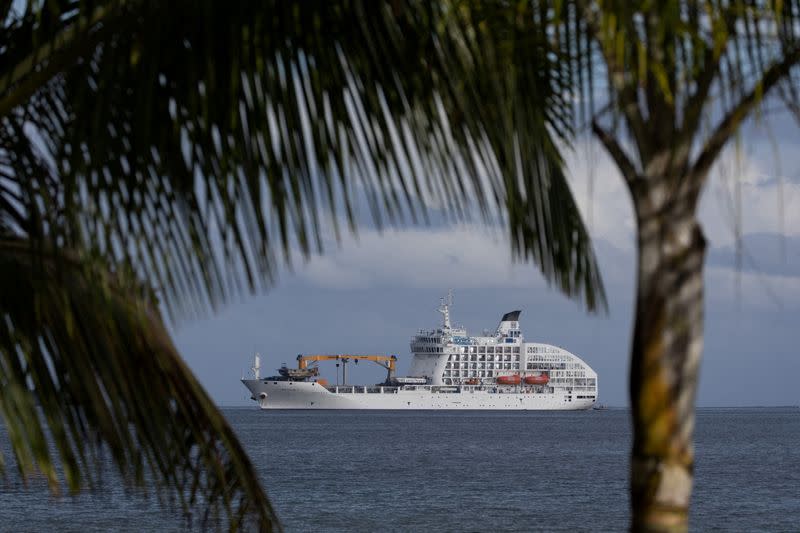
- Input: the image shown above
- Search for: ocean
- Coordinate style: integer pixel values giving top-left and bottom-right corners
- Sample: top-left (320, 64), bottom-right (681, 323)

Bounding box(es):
top-left (1, 408), bottom-right (798, 532)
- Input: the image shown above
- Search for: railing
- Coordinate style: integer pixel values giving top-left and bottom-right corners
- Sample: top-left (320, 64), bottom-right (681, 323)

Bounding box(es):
top-left (326, 386), bottom-right (400, 394)
top-left (322, 384), bottom-right (569, 395)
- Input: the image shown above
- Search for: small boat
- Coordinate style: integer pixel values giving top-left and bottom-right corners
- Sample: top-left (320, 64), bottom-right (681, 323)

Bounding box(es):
top-left (524, 374), bottom-right (549, 385)
top-left (496, 375), bottom-right (521, 386)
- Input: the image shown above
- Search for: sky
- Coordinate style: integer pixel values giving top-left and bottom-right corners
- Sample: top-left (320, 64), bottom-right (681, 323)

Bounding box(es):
top-left (171, 113), bottom-right (800, 408)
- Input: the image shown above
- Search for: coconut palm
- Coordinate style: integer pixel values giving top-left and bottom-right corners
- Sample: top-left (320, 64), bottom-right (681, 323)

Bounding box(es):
top-left (560, 3), bottom-right (800, 530)
top-left (2, 1), bottom-right (799, 532)
top-left (0, 1), bottom-right (601, 531)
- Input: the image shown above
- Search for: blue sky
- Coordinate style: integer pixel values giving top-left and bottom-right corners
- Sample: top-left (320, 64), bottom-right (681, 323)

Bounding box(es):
top-left (171, 115), bottom-right (800, 408)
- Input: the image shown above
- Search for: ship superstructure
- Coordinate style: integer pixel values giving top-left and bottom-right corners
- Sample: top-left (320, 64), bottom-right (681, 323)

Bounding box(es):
top-left (241, 293), bottom-right (597, 410)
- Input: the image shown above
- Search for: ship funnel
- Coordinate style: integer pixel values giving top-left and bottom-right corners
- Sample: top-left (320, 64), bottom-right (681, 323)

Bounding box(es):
top-left (496, 310), bottom-right (522, 337)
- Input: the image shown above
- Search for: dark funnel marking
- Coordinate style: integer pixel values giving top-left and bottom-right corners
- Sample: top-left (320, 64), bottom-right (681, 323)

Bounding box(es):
top-left (501, 310), bottom-right (521, 322)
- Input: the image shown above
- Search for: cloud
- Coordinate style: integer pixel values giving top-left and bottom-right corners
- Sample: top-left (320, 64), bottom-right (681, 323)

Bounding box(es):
top-left (699, 150), bottom-right (800, 248)
top-left (564, 142), bottom-right (637, 251)
top-left (737, 113), bottom-right (800, 185)
top-left (298, 225), bottom-right (550, 289)
top-left (705, 233), bottom-right (800, 311)
top-left (707, 233), bottom-right (800, 278)
top-left (562, 139), bottom-right (800, 255)
top-left (287, 133), bottom-right (800, 298)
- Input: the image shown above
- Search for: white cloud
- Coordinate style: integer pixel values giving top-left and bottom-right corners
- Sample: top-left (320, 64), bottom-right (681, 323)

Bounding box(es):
top-left (564, 142), bottom-right (637, 251)
top-left (563, 140), bottom-right (800, 254)
top-left (700, 149), bottom-right (800, 248)
top-left (298, 225), bottom-right (548, 289)
top-left (290, 135), bottom-right (799, 293)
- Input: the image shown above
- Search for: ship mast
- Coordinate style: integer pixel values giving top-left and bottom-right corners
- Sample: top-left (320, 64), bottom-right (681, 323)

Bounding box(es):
top-left (438, 289), bottom-right (453, 331)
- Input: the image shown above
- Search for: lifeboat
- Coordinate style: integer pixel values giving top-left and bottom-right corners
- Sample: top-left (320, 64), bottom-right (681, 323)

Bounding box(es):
top-left (496, 374), bottom-right (521, 385)
top-left (524, 374), bottom-right (549, 385)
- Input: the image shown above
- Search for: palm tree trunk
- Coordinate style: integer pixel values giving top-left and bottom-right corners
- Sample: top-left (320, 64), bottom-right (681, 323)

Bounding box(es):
top-left (629, 203), bottom-right (707, 532)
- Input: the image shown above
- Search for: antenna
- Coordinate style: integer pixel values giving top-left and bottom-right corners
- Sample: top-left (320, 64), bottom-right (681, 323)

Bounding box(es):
top-left (438, 289), bottom-right (453, 330)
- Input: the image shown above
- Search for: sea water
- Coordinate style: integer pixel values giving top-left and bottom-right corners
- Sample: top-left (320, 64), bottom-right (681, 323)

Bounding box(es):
top-left (1, 408), bottom-right (798, 532)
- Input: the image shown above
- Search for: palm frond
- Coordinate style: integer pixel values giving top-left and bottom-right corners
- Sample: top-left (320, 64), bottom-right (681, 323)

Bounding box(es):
top-left (2, 0), bottom-right (606, 315)
top-left (556, 0), bottom-right (800, 179)
top-left (0, 238), bottom-right (279, 530)
top-left (0, 2), bottom-right (609, 530)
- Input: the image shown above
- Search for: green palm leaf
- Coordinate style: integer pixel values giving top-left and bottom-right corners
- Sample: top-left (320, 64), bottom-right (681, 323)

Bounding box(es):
top-left (1, 1), bottom-right (605, 530)
top-left (0, 238), bottom-right (279, 529)
top-left (3, 0), bottom-right (604, 313)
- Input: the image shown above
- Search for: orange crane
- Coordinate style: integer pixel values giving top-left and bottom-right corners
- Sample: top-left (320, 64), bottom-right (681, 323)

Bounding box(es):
top-left (297, 354), bottom-right (397, 385)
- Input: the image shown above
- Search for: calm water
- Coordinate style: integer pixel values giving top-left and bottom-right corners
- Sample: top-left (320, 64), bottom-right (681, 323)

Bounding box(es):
top-left (1, 408), bottom-right (798, 532)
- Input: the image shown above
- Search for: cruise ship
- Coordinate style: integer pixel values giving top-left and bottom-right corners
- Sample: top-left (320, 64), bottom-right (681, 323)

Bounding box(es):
top-left (241, 293), bottom-right (597, 410)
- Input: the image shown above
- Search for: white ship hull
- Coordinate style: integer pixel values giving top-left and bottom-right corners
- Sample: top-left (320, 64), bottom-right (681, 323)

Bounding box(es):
top-left (242, 379), bottom-right (595, 410)
top-left (241, 293), bottom-right (598, 411)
